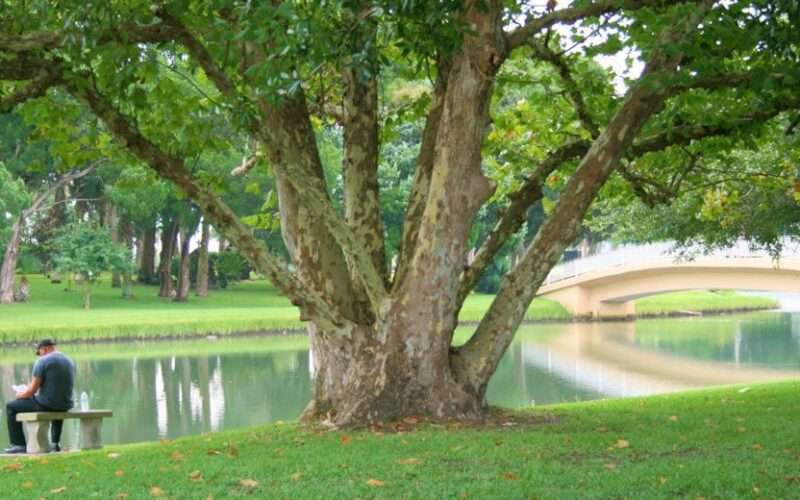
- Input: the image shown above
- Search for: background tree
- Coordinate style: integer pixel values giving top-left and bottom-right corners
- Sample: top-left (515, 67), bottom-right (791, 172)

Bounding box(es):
top-left (52, 222), bottom-right (135, 310)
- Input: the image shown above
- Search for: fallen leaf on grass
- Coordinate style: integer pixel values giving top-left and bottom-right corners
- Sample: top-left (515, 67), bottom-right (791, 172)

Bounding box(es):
top-left (340, 435), bottom-right (352, 445)
top-left (239, 479), bottom-right (259, 489)
top-left (738, 427), bottom-right (747, 433)
top-left (189, 470), bottom-right (203, 482)
top-left (3, 462), bottom-right (23, 472)
top-left (38, 458), bottom-right (49, 465)
top-left (170, 451), bottom-right (185, 461)
top-left (613, 439), bottom-right (630, 449)
top-left (367, 479), bottom-right (385, 487)
top-left (669, 416), bottom-right (679, 422)
top-left (752, 443), bottom-right (763, 450)
top-left (107, 453), bottom-right (121, 459)
top-left (290, 472), bottom-right (302, 481)
top-left (206, 449), bottom-right (221, 456)
top-left (50, 486), bottom-right (67, 494)
top-left (604, 463), bottom-right (617, 470)
top-left (658, 477), bottom-right (668, 485)
top-left (115, 494), bottom-right (128, 499)
top-left (114, 470), bottom-right (124, 477)
top-left (150, 486), bottom-right (166, 497)
top-left (227, 443), bottom-right (239, 457)
top-left (395, 458), bottom-right (423, 465)
top-left (753, 486), bottom-right (760, 494)
top-left (738, 387), bottom-right (750, 393)
top-left (595, 427), bottom-right (609, 433)
top-left (21, 481), bottom-right (33, 489)
top-left (501, 472), bottom-right (519, 480)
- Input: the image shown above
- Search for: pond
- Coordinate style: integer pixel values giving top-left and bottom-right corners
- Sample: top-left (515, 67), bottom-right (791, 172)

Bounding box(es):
top-left (1, 311), bottom-right (799, 450)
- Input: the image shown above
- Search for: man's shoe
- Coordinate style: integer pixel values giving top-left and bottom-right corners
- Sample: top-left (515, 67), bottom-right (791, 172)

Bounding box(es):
top-left (49, 443), bottom-right (61, 453)
top-left (3, 445), bottom-right (26, 454)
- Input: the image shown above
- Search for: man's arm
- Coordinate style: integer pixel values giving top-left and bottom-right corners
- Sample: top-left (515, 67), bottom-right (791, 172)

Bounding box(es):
top-left (16, 376), bottom-right (41, 399)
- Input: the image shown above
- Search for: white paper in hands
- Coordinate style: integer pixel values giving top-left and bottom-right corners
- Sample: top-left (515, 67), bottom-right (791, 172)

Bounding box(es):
top-left (11, 384), bottom-right (27, 393)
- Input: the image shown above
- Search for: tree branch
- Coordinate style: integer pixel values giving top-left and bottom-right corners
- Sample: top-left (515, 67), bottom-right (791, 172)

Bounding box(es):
top-left (529, 41), bottom-right (600, 137)
top-left (392, 59), bottom-right (450, 290)
top-left (504, 0), bottom-right (690, 55)
top-left (458, 1), bottom-right (712, 389)
top-left (0, 69), bottom-right (62, 113)
top-left (456, 139), bottom-right (590, 308)
top-left (0, 23), bottom-right (175, 53)
top-left (153, 8), bottom-right (239, 102)
top-left (65, 76), bottom-right (351, 332)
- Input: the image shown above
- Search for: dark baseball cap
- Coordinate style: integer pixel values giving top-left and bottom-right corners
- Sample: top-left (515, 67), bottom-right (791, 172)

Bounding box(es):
top-left (35, 338), bottom-right (56, 352)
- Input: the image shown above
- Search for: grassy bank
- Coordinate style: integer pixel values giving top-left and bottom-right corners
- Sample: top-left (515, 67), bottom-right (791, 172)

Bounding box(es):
top-left (636, 290), bottom-right (778, 316)
top-left (1, 381), bottom-right (797, 498)
top-left (0, 275), bottom-right (778, 343)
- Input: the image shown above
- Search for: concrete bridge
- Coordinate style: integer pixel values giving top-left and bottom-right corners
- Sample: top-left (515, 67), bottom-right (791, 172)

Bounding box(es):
top-left (538, 242), bottom-right (800, 319)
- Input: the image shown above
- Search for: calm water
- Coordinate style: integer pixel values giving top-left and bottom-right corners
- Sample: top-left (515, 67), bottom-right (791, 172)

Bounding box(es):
top-left (1, 311), bottom-right (799, 449)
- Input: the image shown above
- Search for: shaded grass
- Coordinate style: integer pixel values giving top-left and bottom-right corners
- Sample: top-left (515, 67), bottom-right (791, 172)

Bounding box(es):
top-left (1, 381), bottom-right (798, 498)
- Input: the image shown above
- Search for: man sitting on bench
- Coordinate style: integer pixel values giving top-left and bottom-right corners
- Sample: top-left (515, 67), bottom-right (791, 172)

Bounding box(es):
top-left (5, 339), bottom-right (75, 454)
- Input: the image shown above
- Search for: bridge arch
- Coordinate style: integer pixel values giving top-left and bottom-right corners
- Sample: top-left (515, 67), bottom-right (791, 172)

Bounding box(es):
top-left (537, 258), bottom-right (800, 318)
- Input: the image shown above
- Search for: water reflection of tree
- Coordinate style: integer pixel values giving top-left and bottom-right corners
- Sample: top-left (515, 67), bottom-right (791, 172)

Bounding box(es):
top-left (486, 342), bottom-right (598, 407)
top-left (62, 349), bottom-right (311, 445)
top-left (632, 314), bottom-right (800, 367)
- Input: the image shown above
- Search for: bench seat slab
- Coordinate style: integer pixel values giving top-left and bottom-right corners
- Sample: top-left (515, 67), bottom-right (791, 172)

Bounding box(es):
top-left (17, 410), bottom-right (113, 422)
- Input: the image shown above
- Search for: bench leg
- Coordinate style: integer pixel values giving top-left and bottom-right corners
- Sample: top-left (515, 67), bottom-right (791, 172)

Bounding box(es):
top-left (79, 418), bottom-right (103, 449)
top-left (22, 422), bottom-right (50, 454)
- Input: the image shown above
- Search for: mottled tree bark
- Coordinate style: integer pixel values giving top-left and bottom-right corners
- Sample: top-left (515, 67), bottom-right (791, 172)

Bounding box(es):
top-left (196, 220), bottom-right (210, 297)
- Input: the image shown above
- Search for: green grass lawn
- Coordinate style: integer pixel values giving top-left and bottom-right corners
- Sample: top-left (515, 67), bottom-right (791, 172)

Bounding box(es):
top-left (0, 275), bottom-right (778, 343)
top-left (1, 381), bottom-right (797, 498)
top-left (636, 290), bottom-right (778, 316)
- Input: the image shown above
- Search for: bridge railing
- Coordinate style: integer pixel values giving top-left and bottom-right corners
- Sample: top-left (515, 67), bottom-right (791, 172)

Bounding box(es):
top-left (542, 239), bottom-right (800, 285)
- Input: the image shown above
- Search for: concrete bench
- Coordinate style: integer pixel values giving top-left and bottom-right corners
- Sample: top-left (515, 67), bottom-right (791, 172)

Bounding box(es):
top-left (17, 410), bottom-right (113, 454)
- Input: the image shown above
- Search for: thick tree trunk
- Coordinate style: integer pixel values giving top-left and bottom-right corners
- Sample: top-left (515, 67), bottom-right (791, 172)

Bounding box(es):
top-left (158, 219), bottom-right (178, 298)
top-left (302, 322), bottom-right (483, 425)
top-left (139, 226), bottom-right (157, 284)
top-left (196, 220), bottom-right (209, 297)
top-left (0, 219), bottom-right (23, 304)
top-left (174, 226), bottom-right (192, 302)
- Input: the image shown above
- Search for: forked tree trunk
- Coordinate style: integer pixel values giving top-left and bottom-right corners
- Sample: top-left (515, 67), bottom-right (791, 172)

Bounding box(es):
top-left (174, 226), bottom-right (192, 302)
top-left (158, 219), bottom-right (178, 297)
top-left (303, 321), bottom-right (483, 424)
top-left (196, 220), bottom-right (209, 297)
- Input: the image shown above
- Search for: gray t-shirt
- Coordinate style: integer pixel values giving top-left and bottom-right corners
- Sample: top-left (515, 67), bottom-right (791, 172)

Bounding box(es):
top-left (32, 351), bottom-right (75, 410)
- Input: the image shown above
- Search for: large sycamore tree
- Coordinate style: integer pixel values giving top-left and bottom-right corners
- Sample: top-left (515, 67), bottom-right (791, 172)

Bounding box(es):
top-left (2, 0), bottom-right (798, 424)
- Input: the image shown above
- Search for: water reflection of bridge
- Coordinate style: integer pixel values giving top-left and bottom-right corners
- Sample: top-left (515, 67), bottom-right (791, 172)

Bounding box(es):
top-left (519, 323), bottom-right (800, 399)
top-left (539, 241), bottom-right (800, 318)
